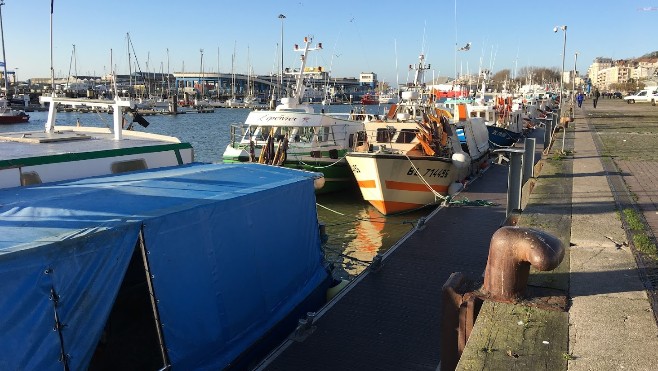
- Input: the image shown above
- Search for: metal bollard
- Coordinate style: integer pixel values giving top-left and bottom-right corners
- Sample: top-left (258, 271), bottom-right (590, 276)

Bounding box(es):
top-left (440, 273), bottom-right (482, 371)
top-left (482, 226), bottom-right (564, 302)
top-left (493, 148), bottom-right (525, 218)
top-left (522, 138), bottom-right (536, 185)
top-left (543, 119), bottom-right (552, 150)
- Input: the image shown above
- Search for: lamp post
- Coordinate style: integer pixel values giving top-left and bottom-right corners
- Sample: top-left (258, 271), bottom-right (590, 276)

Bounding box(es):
top-left (554, 25), bottom-right (567, 153)
top-left (572, 52), bottom-right (578, 103)
top-left (278, 14), bottom-right (286, 99)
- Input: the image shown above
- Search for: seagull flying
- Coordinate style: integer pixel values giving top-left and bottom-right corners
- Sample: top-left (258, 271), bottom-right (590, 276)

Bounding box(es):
top-left (458, 42), bottom-right (471, 51)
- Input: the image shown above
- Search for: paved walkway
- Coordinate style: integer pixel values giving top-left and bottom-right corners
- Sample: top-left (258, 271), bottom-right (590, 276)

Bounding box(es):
top-left (568, 109), bottom-right (658, 370)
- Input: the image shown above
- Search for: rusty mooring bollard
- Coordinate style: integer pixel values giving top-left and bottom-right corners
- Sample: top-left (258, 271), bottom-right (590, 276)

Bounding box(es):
top-left (482, 226), bottom-right (564, 302)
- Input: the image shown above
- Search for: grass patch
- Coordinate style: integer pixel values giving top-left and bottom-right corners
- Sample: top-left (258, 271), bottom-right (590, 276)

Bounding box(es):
top-left (562, 352), bottom-right (576, 361)
top-left (550, 152), bottom-right (566, 161)
top-left (623, 208), bottom-right (645, 231)
top-left (633, 233), bottom-right (658, 257)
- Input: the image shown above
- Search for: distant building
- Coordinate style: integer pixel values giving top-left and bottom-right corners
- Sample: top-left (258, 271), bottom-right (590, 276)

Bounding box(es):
top-left (586, 56), bottom-right (658, 90)
top-left (359, 72), bottom-right (377, 89)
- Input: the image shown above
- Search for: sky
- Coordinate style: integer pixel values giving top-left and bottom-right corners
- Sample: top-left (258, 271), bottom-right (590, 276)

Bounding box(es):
top-left (1, 0), bottom-right (656, 86)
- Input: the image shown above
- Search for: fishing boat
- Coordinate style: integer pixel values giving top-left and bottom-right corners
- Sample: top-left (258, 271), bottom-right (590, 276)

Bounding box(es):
top-left (0, 97), bottom-right (29, 124)
top-left (377, 91), bottom-right (399, 104)
top-left (346, 55), bottom-right (490, 215)
top-left (360, 93), bottom-right (378, 105)
top-left (484, 96), bottom-right (526, 148)
top-left (0, 2), bottom-right (28, 124)
top-left (222, 36), bottom-right (365, 193)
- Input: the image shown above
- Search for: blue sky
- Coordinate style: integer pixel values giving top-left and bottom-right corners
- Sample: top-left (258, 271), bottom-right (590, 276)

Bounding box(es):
top-left (1, 0), bottom-right (656, 85)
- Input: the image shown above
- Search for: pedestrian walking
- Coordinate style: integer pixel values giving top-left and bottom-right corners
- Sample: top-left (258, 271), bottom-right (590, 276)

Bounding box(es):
top-left (577, 92), bottom-right (584, 108)
top-left (593, 89), bottom-right (601, 108)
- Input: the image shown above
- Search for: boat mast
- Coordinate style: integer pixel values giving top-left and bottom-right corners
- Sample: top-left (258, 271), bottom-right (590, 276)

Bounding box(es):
top-left (127, 33), bottom-right (132, 94)
top-left (49, 0), bottom-right (55, 95)
top-left (231, 41), bottom-right (236, 100)
top-left (199, 48), bottom-right (204, 98)
top-left (278, 14), bottom-right (285, 99)
top-left (166, 48), bottom-right (171, 96)
top-left (292, 36), bottom-right (322, 104)
top-left (0, 1), bottom-right (9, 95)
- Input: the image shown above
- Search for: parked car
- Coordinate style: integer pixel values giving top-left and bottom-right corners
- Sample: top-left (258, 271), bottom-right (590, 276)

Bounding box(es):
top-left (624, 89), bottom-right (658, 105)
top-left (613, 91), bottom-right (623, 99)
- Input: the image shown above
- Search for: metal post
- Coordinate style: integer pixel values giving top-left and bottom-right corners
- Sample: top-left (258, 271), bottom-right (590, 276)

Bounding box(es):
top-left (554, 25), bottom-right (567, 153)
top-left (572, 52), bottom-right (578, 104)
top-left (507, 150), bottom-right (524, 217)
top-left (495, 148), bottom-right (525, 217)
top-left (522, 138), bottom-right (536, 185)
top-left (543, 118), bottom-right (552, 150)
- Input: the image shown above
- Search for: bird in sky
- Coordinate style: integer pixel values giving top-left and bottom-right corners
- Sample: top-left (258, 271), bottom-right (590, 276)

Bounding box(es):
top-left (457, 42), bottom-right (471, 51)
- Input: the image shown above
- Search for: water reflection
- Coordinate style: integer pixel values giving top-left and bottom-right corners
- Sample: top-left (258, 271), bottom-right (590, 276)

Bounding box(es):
top-left (317, 185), bottom-right (433, 279)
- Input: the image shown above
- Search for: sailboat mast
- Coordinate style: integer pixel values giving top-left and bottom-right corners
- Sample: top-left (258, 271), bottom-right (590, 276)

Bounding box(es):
top-left (50, 0), bottom-right (55, 95)
top-left (166, 48), bottom-right (171, 95)
top-left (127, 33), bottom-right (132, 92)
top-left (0, 1), bottom-right (9, 95)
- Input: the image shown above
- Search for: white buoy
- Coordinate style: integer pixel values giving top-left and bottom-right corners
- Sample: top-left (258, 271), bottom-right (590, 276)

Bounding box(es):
top-left (451, 152), bottom-right (470, 169)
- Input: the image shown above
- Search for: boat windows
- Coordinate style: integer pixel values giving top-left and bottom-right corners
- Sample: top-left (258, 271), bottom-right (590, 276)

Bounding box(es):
top-left (395, 129), bottom-right (418, 143)
top-left (298, 127), bottom-right (316, 142)
top-left (316, 127), bottom-right (328, 142)
top-left (376, 127), bottom-right (397, 143)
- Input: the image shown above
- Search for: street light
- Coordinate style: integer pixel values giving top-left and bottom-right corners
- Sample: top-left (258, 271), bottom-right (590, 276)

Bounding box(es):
top-left (278, 14), bottom-right (286, 98)
top-left (554, 25), bottom-right (567, 153)
top-left (572, 52), bottom-right (578, 104)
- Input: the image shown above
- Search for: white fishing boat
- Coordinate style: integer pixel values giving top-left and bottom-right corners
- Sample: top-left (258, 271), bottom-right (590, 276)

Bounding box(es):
top-left (345, 54), bottom-right (490, 215)
top-left (378, 91), bottom-right (399, 104)
top-left (223, 36), bottom-right (365, 193)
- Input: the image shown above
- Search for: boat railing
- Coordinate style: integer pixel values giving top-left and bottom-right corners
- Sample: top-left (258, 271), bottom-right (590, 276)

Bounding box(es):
top-left (228, 123), bottom-right (250, 147)
top-left (325, 112), bottom-right (377, 122)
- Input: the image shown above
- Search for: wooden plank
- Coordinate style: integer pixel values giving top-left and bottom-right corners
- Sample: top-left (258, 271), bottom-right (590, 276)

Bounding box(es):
top-left (456, 301), bottom-right (568, 370)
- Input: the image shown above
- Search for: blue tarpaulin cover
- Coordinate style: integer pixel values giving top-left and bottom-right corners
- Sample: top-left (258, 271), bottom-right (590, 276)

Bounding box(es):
top-left (0, 163), bottom-right (328, 370)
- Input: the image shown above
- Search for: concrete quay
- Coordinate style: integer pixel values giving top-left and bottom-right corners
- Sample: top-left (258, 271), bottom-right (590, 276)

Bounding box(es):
top-left (458, 100), bottom-right (658, 370)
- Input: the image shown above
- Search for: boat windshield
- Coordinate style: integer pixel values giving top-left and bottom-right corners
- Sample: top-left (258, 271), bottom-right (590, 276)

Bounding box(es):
top-left (245, 126), bottom-right (327, 143)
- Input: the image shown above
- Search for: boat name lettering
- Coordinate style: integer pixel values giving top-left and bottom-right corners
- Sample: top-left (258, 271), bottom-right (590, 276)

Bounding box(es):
top-left (261, 115), bottom-right (299, 122)
top-left (407, 167), bottom-right (450, 178)
top-left (351, 164), bottom-right (361, 173)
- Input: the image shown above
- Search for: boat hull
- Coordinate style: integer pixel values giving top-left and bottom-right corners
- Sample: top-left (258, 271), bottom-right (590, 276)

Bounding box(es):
top-left (0, 113), bottom-right (30, 124)
top-left (346, 153), bottom-right (465, 215)
top-left (486, 125), bottom-right (523, 148)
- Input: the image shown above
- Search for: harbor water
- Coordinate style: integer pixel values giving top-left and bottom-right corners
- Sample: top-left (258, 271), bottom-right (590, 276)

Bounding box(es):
top-left (1, 103), bottom-right (434, 279)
